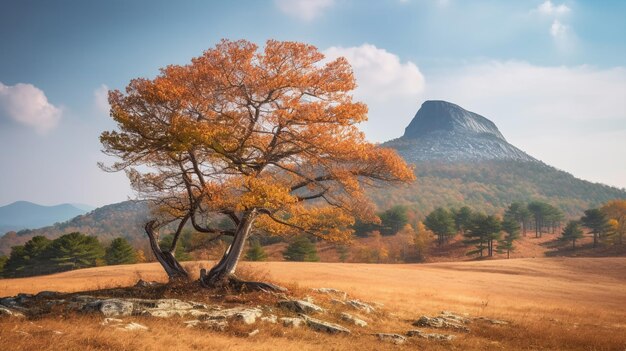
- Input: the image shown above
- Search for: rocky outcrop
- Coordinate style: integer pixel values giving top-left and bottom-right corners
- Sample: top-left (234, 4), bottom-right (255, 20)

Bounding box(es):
top-left (340, 312), bottom-right (367, 327)
top-left (376, 333), bottom-right (407, 345)
top-left (384, 100), bottom-right (537, 163)
top-left (407, 329), bottom-right (456, 341)
top-left (301, 315), bottom-right (351, 334)
top-left (278, 299), bottom-right (325, 314)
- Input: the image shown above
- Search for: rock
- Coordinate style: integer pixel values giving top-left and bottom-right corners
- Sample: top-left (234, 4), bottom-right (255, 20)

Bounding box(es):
top-left (412, 316), bottom-right (469, 332)
top-left (280, 317), bottom-right (304, 328)
top-left (134, 280), bottom-right (161, 288)
top-left (261, 315), bottom-right (277, 324)
top-left (278, 300), bottom-right (325, 314)
top-left (0, 306), bottom-right (25, 318)
top-left (376, 333), bottom-right (407, 345)
top-left (184, 319), bottom-right (228, 331)
top-left (346, 300), bottom-right (375, 313)
top-left (313, 288), bottom-right (348, 300)
top-left (301, 315), bottom-right (351, 334)
top-left (330, 299), bottom-right (346, 306)
top-left (440, 311), bottom-right (470, 324)
top-left (141, 309), bottom-right (191, 318)
top-left (340, 312), bottom-right (367, 327)
top-left (99, 299), bottom-right (134, 317)
top-left (233, 308), bottom-right (261, 325)
top-left (248, 329), bottom-right (260, 337)
top-left (130, 298), bottom-right (193, 311)
top-left (119, 322), bottom-right (149, 331)
top-left (407, 329), bottom-right (456, 341)
top-left (52, 330), bottom-right (63, 335)
top-left (35, 291), bottom-right (62, 299)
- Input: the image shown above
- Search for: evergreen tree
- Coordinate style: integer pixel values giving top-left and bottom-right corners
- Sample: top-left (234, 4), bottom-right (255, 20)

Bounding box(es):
top-left (528, 201), bottom-right (551, 238)
top-left (464, 214), bottom-right (501, 258)
top-left (504, 202), bottom-right (531, 236)
top-left (245, 240), bottom-right (267, 261)
top-left (379, 205), bottom-right (409, 236)
top-left (335, 245), bottom-right (350, 262)
top-left (453, 206), bottom-right (473, 234)
top-left (581, 208), bottom-right (611, 248)
top-left (0, 255), bottom-right (7, 276)
top-left (2, 236), bottom-right (53, 277)
top-left (283, 236), bottom-right (319, 262)
top-left (424, 207), bottom-right (456, 246)
top-left (498, 217), bottom-right (520, 258)
top-left (105, 238), bottom-right (138, 265)
top-left (560, 220), bottom-right (584, 249)
top-left (46, 232), bottom-right (105, 272)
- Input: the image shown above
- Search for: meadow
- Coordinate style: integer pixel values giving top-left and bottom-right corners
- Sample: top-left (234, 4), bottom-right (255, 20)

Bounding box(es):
top-left (1, 257), bottom-right (625, 350)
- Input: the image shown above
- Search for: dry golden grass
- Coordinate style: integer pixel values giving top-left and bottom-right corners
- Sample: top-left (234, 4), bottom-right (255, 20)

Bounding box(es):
top-left (1, 257), bottom-right (626, 350)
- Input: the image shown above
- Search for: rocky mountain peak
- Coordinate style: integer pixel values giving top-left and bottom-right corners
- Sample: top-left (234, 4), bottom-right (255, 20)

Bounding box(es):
top-left (403, 100), bottom-right (505, 141)
top-left (385, 100), bottom-right (537, 163)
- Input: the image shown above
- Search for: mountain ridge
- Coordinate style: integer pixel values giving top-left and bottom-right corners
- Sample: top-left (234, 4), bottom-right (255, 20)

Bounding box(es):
top-left (0, 201), bottom-right (89, 236)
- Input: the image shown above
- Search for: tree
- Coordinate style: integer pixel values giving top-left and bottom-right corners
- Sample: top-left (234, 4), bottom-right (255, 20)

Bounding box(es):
top-left (159, 234), bottom-right (193, 261)
top-left (601, 200), bottom-right (626, 245)
top-left (245, 240), bottom-right (267, 261)
top-left (105, 238), bottom-right (138, 265)
top-left (413, 222), bottom-right (432, 262)
top-left (527, 201), bottom-right (554, 238)
top-left (581, 208), bottom-right (611, 248)
top-left (560, 220), bottom-right (583, 249)
top-left (464, 214), bottom-right (501, 258)
top-left (424, 208), bottom-right (456, 246)
top-left (283, 236), bottom-right (319, 262)
top-left (453, 206), bottom-right (473, 235)
top-left (0, 255), bottom-right (7, 276)
top-left (100, 39), bottom-right (414, 289)
top-left (379, 205), bottom-right (409, 236)
top-left (498, 217), bottom-right (520, 258)
top-left (2, 236), bottom-right (52, 277)
top-left (504, 202), bottom-right (531, 236)
top-left (46, 232), bottom-right (105, 272)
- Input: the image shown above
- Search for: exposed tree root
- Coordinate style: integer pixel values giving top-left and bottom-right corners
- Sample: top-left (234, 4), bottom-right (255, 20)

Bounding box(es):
top-left (199, 269), bottom-right (287, 293)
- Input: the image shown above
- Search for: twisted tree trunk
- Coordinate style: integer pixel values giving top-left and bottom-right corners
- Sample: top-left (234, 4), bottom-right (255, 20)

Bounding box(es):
top-left (145, 221), bottom-right (189, 281)
top-left (199, 209), bottom-right (285, 292)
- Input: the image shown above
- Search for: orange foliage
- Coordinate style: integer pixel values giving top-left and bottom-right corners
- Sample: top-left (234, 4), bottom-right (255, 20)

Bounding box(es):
top-left (100, 39), bottom-right (415, 245)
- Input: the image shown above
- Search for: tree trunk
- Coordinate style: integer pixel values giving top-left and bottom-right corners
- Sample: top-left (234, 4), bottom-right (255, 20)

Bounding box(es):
top-left (145, 221), bottom-right (189, 281)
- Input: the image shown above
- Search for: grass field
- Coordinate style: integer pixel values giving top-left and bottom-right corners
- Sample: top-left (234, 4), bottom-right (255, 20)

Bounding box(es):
top-left (1, 257), bottom-right (625, 350)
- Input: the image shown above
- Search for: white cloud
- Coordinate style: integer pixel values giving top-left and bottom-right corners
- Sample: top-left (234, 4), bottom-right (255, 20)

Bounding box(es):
top-left (323, 44), bottom-right (425, 141)
top-left (275, 0), bottom-right (335, 21)
top-left (94, 84), bottom-right (110, 114)
top-left (536, 1), bottom-right (570, 15)
top-left (550, 19), bottom-right (568, 38)
top-left (0, 82), bottom-right (62, 134)
top-left (421, 61), bottom-right (626, 188)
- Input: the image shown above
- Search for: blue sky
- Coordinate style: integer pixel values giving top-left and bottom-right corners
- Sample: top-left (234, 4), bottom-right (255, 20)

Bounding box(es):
top-left (0, 0), bottom-right (625, 206)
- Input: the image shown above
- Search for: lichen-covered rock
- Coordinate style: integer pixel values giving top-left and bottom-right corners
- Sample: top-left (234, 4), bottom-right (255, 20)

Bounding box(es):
top-left (99, 299), bottom-right (134, 317)
top-left (302, 315), bottom-right (351, 334)
top-left (35, 291), bottom-right (62, 299)
top-left (280, 317), bottom-right (304, 328)
top-left (119, 322), bottom-right (149, 331)
top-left (261, 314), bottom-right (277, 324)
top-left (278, 300), bottom-right (325, 314)
top-left (184, 319), bottom-right (228, 331)
top-left (0, 305), bottom-right (25, 318)
top-left (313, 288), bottom-right (348, 300)
top-left (407, 329), bottom-right (456, 341)
top-left (346, 299), bottom-right (375, 313)
top-left (340, 312), bottom-right (367, 327)
top-left (412, 316), bottom-right (469, 332)
top-left (376, 333), bottom-right (407, 345)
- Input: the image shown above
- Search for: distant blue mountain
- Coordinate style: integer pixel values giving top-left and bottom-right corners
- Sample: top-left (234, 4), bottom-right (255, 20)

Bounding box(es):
top-left (0, 201), bottom-right (89, 235)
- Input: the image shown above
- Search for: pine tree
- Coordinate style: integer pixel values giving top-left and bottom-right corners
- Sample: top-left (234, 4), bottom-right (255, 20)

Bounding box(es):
top-left (581, 208), bottom-right (611, 248)
top-left (2, 236), bottom-right (53, 277)
top-left (0, 255), bottom-right (7, 276)
top-left (560, 220), bottom-right (584, 249)
top-left (245, 240), bottom-right (267, 261)
top-left (105, 238), bottom-right (138, 265)
top-left (498, 217), bottom-right (520, 258)
top-left (424, 207), bottom-right (456, 246)
top-left (283, 236), bottom-right (319, 262)
top-left (379, 205), bottom-right (409, 236)
top-left (46, 232), bottom-right (105, 272)
top-left (464, 214), bottom-right (501, 258)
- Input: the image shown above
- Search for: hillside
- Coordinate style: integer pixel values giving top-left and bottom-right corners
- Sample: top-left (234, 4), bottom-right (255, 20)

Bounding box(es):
top-left (0, 201), bottom-right (88, 235)
top-left (0, 201), bottom-right (149, 255)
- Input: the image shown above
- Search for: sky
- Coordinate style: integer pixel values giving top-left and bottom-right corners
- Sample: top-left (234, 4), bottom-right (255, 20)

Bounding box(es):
top-left (0, 0), bottom-right (625, 207)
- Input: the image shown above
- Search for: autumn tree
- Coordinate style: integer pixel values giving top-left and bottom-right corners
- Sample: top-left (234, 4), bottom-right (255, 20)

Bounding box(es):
top-left (560, 220), bottom-right (584, 249)
top-left (100, 39), bottom-right (414, 289)
top-left (601, 200), bottom-right (626, 245)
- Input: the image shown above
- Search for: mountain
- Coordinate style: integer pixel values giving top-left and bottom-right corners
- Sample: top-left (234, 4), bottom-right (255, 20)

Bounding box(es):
top-left (0, 201), bottom-right (89, 236)
top-left (375, 100), bottom-right (626, 217)
top-left (0, 201), bottom-right (149, 255)
top-left (385, 100), bottom-right (536, 162)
